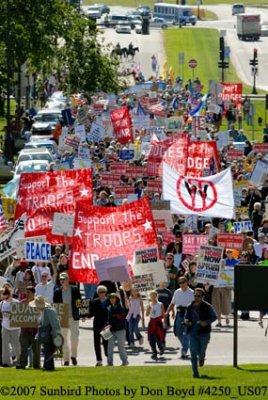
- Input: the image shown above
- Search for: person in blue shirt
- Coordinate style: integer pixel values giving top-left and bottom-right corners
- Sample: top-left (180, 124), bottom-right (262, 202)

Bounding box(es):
top-left (225, 249), bottom-right (239, 267)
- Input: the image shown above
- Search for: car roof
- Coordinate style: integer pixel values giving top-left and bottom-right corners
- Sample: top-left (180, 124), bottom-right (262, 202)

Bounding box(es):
top-left (19, 148), bottom-right (51, 154)
top-left (37, 108), bottom-right (62, 114)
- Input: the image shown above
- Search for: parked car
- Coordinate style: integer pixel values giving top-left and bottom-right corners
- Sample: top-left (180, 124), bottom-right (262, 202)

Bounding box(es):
top-left (261, 24), bottom-right (268, 36)
top-left (115, 23), bottom-right (132, 34)
top-left (106, 14), bottom-right (128, 27)
top-left (46, 91), bottom-right (68, 109)
top-left (232, 3), bottom-right (245, 15)
top-left (31, 108), bottom-right (62, 140)
top-left (135, 23), bottom-right (143, 34)
top-left (16, 148), bottom-right (54, 166)
top-left (24, 139), bottom-right (58, 158)
top-left (136, 6), bottom-right (151, 17)
top-left (127, 15), bottom-right (142, 29)
top-left (13, 160), bottom-right (50, 178)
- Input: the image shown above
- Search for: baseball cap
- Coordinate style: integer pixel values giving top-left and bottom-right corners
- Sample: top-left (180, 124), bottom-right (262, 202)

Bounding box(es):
top-left (59, 272), bottom-right (69, 280)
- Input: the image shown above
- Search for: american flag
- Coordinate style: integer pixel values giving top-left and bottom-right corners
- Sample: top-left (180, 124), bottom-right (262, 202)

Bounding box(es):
top-left (0, 198), bottom-right (7, 232)
top-left (148, 102), bottom-right (167, 117)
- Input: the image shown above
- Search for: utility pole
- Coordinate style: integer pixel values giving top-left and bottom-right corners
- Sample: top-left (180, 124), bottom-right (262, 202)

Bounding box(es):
top-left (218, 36), bottom-right (229, 82)
top-left (249, 48), bottom-right (258, 95)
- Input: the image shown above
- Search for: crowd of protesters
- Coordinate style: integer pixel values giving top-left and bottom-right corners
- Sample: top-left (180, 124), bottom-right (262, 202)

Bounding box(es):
top-left (0, 65), bottom-right (268, 375)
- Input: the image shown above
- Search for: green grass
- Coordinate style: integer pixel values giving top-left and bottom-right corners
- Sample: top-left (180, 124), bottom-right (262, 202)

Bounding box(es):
top-left (2, 365), bottom-right (268, 400)
top-left (164, 28), bottom-right (266, 142)
top-left (84, 0), bottom-right (267, 7)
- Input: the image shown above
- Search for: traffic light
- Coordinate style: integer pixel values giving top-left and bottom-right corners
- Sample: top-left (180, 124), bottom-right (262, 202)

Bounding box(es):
top-left (253, 48), bottom-right (258, 59)
top-left (219, 37), bottom-right (225, 61)
top-left (218, 61), bottom-right (229, 69)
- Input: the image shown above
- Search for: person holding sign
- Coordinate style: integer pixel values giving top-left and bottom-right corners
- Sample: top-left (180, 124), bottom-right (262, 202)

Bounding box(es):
top-left (184, 288), bottom-right (217, 378)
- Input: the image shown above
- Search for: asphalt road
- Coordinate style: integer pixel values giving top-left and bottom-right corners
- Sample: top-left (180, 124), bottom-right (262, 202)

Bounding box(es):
top-left (55, 312), bottom-right (268, 368)
top-left (90, 5), bottom-right (268, 90)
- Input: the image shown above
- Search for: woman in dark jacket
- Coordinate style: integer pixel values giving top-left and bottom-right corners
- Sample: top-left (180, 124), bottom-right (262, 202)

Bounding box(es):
top-left (107, 293), bottom-right (128, 366)
top-left (89, 285), bottom-right (110, 367)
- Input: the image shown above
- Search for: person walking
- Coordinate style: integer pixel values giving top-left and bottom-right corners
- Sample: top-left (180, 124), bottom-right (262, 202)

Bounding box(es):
top-left (53, 272), bottom-right (81, 366)
top-left (107, 293), bottom-right (128, 366)
top-left (165, 276), bottom-right (194, 359)
top-left (89, 285), bottom-right (110, 367)
top-left (184, 288), bottom-right (217, 378)
top-left (146, 290), bottom-right (165, 361)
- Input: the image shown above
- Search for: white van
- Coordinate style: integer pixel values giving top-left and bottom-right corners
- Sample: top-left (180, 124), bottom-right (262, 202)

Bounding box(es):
top-left (232, 3), bottom-right (245, 15)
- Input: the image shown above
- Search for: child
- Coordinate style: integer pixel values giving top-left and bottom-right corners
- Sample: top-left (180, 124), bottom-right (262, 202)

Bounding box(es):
top-left (126, 289), bottom-right (145, 347)
top-left (146, 290), bottom-right (165, 360)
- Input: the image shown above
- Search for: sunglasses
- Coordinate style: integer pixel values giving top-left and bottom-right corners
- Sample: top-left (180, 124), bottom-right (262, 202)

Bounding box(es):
top-left (166, 257), bottom-right (174, 260)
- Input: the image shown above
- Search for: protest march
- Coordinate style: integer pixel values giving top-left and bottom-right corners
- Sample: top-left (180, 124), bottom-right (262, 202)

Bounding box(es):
top-left (0, 62), bottom-right (268, 374)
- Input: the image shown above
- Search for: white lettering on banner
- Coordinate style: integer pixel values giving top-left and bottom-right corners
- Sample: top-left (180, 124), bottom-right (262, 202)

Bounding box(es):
top-left (85, 228), bottom-right (141, 247)
top-left (27, 216), bottom-right (52, 232)
top-left (20, 176), bottom-right (51, 191)
top-left (26, 193), bottom-right (74, 211)
top-left (72, 252), bottom-right (99, 269)
top-left (187, 157), bottom-right (210, 169)
top-left (25, 242), bottom-right (51, 261)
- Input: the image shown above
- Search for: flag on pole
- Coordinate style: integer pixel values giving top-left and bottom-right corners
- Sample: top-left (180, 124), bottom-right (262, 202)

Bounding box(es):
top-left (163, 163), bottom-right (234, 219)
top-left (0, 198), bottom-right (7, 232)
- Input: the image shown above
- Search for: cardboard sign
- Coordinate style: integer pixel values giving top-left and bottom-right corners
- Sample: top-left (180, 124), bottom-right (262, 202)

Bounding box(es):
top-left (182, 234), bottom-right (208, 255)
top-left (150, 200), bottom-right (170, 210)
top-left (10, 303), bottom-right (69, 328)
top-left (25, 241), bottom-right (51, 262)
top-left (74, 124), bottom-right (86, 142)
top-left (134, 247), bottom-right (158, 264)
top-left (215, 268), bottom-right (234, 288)
top-left (196, 246), bottom-right (223, 285)
top-left (94, 255), bottom-right (130, 283)
top-left (132, 274), bottom-right (155, 292)
top-left (15, 235), bottom-right (46, 259)
top-left (75, 299), bottom-right (91, 318)
top-left (52, 213), bottom-right (75, 237)
top-left (133, 261), bottom-right (167, 286)
top-left (250, 160), bottom-right (268, 188)
top-left (153, 210), bottom-right (173, 229)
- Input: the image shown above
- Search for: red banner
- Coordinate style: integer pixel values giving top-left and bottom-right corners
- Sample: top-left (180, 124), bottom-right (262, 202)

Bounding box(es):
top-left (182, 234), bottom-right (208, 255)
top-left (221, 83), bottom-right (242, 109)
top-left (217, 233), bottom-right (244, 251)
top-left (186, 141), bottom-right (220, 177)
top-left (69, 197), bottom-right (158, 283)
top-left (146, 134), bottom-right (189, 177)
top-left (253, 143), bottom-right (268, 155)
top-left (15, 169), bottom-right (93, 220)
top-left (226, 150), bottom-right (244, 162)
top-left (110, 107), bottom-right (133, 144)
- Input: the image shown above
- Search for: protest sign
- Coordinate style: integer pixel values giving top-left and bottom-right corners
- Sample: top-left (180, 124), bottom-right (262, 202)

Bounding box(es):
top-left (184, 215), bottom-right (198, 231)
top-left (215, 268), bottom-right (234, 288)
top-left (134, 247), bottom-right (158, 264)
top-left (87, 121), bottom-right (105, 143)
top-left (25, 241), bottom-right (51, 262)
top-left (132, 274), bottom-right (155, 292)
top-left (1, 198), bottom-right (17, 219)
top-left (233, 221), bottom-right (252, 234)
top-left (94, 255), bottom-right (130, 283)
top-left (78, 145), bottom-right (90, 160)
top-left (250, 160), bottom-right (268, 188)
top-left (73, 158), bottom-right (92, 170)
top-left (119, 150), bottom-right (135, 161)
top-left (52, 213), bottom-right (75, 237)
top-left (150, 200), bottom-right (170, 210)
top-left (253, 143), bottom-right (268, 155)
top-left (75, 299), bottom-right (91, 318)
top-left (10, 303), bottom-right (69, 328)
top-left (74, 124), bottom-right (86, 142)
top-left (15, 235), bottom-right (46, 259)
top-left (233, 181), bottom-right (248, 207)
top-left (182, 234), bottom-right (208, 255)
top-left (152, 210), bottom-right (173, 229)
top-left (217, 233), bottom-right (244, 251)
top-left (196, 246), bottom-right (224, 285)
top-left (162, 231), bottom-right (175, 246)
top-left (220, 83), bottom-right (242, 108)
top-left (227, 150), bottom-right (244, 162)
top-left (64, 134), bottom-right (81, 149)
top-left (110, 107), bottom-right (133, 144)
top-left (69, 198), bottom-right (158, 283)
top-left (133, 261), bottom-right (167, 286)
top-left (153, 219), bottom-right (166, 233)
top-left (163, 164), bottom-right (234, 219)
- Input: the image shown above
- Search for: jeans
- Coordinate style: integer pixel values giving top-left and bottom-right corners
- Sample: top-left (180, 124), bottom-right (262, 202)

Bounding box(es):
top-left (107, 329), bottom-right (128, 365)
top-left (174, 313), bottom-right (189, 355)
top-left (128, 315), bottom-right (142, 344)
top-left (189, 333), bottom-right (210, 377)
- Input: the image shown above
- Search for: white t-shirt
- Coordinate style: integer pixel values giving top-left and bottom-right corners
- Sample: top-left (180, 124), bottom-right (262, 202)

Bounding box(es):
top-left (35, 280), bottom-right (55, 304)
top-left (32, 266), bottom-right (52, 284)
top-left (171, 287), bottom-right (194, 307)
top-left (149, 301), bottom-right (163, 319)
top-left (0, 299), bottom-right (21, 331)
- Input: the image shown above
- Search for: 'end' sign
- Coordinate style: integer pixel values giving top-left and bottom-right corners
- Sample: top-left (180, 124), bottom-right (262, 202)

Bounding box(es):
top-left (25, 241), bottom-right (51, 262)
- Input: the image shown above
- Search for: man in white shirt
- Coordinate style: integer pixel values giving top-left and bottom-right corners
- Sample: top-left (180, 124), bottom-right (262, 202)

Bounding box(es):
top-left (254, 233), bottom-right (268, 258)
top-left (35, 271), bottom-right (55, 304)
top-left (165, 276), bottom-right (194, 359)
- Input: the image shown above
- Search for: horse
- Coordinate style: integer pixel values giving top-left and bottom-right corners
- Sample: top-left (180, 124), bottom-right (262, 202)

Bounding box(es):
top-left (110, 46), bottom-right (123, 59)
top-left (126, 47), bottom-right (139, 59)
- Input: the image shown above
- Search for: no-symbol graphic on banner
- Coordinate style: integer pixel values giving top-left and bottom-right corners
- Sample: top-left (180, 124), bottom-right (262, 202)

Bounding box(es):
top-left (176, 177), bottom-right (217, 212)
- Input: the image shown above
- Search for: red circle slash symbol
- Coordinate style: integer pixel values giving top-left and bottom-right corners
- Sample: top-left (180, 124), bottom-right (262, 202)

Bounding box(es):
top-left (176, 177), bottom-right (217, 212)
